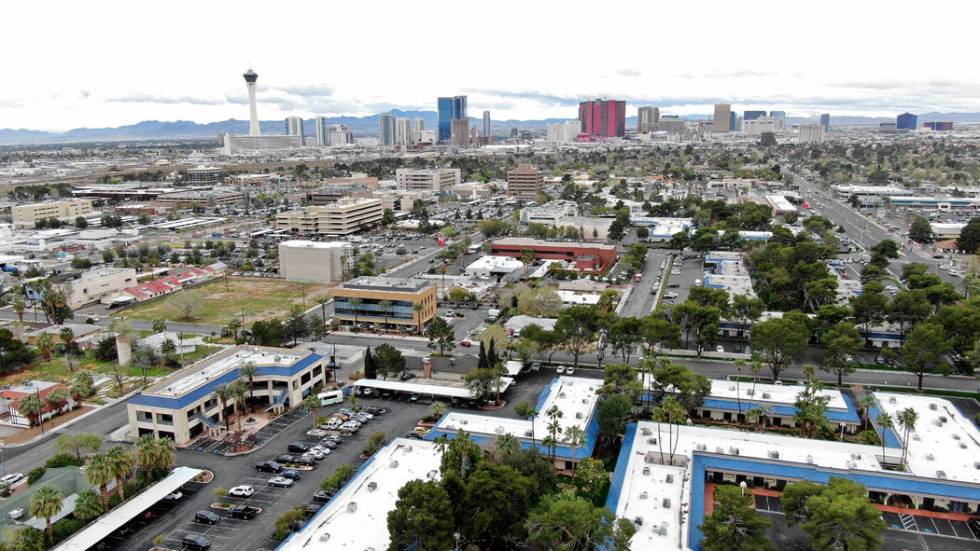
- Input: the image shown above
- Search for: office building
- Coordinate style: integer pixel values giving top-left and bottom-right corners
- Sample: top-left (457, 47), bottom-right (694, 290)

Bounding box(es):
top-left (12, 199), bottom-right (95, 228)
top-left (482, 110), bottom-right (491, 139)
top-left (128, 346), bottom-right (328, 445)
top-left (729, 111), bottom-right (738, 131)
top-left (395, 117), bottom-right (412, 146)
top-left (156, 188), bottom-right (244, 209)
top-left (331, 276), bottom-right (438, 332)
top-left (742, 118), bottom-right (779, 134)
top-left (506, 164), bottom-right (543, 200)
top-left (769, 110), bottom-right (786, 127)
top-left (314, 116), bottom-right (329, 146)
top-left (395, 168), bottom-right (461, 192)
top-left (51, 267), bottom-right (138, 309)
top-left (820, 113), bottom-right (831, 132)
top-left (451, 118), bottom-right (470, 146)
top-left (579, 99), bottom-right (626, 137)
top-left (897, 112), bottom-right (918, 130)
top-left (743, 110), bottom-right (767, 121)
top-left (712, 104), bottom-right (731, 133)
top-left (879, 122), bottom-right (898, 133)
top-left (378, 112), bottom-right (396, 147)
top-left (278, 240), bottom-right (352, 284)
top-left (285, 116), bottom-right (305, 140)
top-left (274, 198), bottom-right (383, 235)
top-left (546, 120), bottom-right (581, 143)
top-left (184, 166), bottom-right (223, 184)
top-left (798, 123), bottom-right (825, 144)
top-left (637, 106), bottom-right (660, 133)
top-left (490, 238), bottom-right (619, 272)
top-left (657, 116), bottom-right (687, 133)
top-left (244, 68), bottom-right (260, 136)
top-left (437, 95), bottom-right (467, 144)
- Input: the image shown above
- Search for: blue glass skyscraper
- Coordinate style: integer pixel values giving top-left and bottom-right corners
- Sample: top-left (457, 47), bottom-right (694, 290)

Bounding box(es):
top-left (897, 112), bottom-right (918, 130)
top-left (820, 113), bottom-right (831, 132)
top-left (437, 97), bottom-right (453, 143)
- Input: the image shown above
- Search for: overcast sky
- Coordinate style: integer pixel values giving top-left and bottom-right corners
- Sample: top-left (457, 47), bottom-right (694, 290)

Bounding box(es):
top-left (4, 0), bottom-right (979, 131)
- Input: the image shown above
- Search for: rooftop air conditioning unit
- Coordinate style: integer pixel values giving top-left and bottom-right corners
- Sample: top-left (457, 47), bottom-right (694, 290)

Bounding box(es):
top-left (696, 444), bottom-right (707, 451)
top-left (642, 428), bottom-right (652, 436)
top-left (929, 403), bottom-right (937, 410)
top-left (889, 396), bottom-right (897, 404)
top-left (367, 482), bottom-right (377, 491)
top-left (347, 502), bottom-right (357, 513)
top-left (806, 455), bottom-right (813, 464)
top-left (768, 450), bottom-right (779, 459)
top-left (926, 454), bottom-right (934, 461)
top-left (666, 474), bottom-right (674, 483)
top-left (389, 461), bottom-right (399, 468)
top-left (581, 398), bottom-right (588, 404)
top-left (559, 392), bottom-right (566, 398)
top-left (460, 419), bottom-right (468, 425)
top-left (576, 412), bottom-right (583, 419)
top-left (642, 466), bottom-right (651, 476)
top-left (319, 534), bottom-right (330, 542)
top-left (633, 516), bottom-right (644, 526)
top-left (960, 442), bottom-right (968, 449)
top-left (639, 491), bottom-right (648, 499)
top-left (936, 470), bottom-right (947, 479)
top-left (662, 498), bottom-right (671, 509)
top-left (524, 430), bottom-right (532, 437)
top-left (746, 389), bottom-right (754, 396)
top-left (647, 438), bottom-right (657, 445)
top-left (762, 392), bottom-right (771, 399)
top-left (728, 385), bottom-right (736, 392)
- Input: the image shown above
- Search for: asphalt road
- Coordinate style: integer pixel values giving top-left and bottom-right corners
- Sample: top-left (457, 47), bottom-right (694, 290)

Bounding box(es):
top-left (618, 249), bottom-right (669, 318)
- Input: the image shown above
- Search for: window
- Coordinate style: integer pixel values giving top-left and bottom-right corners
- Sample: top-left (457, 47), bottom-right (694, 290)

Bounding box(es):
top-left (157, 413), bottom-right (174, 425)
top-left (137, 410), bottom-right (153, 423)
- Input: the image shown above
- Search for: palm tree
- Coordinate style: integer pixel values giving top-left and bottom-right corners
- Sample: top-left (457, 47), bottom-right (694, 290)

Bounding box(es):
top-left (412, 303), bottom-right (424, 334)
top-left (30, 484), bottom-right (64, 544)
top-left (213, 384), bottom-right (232, 432)
top-left (378, 300), bottom-right (393, 333)
top-left (877, 412), bottom-right (894, 466)
top-left (73, 489), bottom-right (104, 522)
top-left (11, 295), bottom-right (25, 336)
top-left (18, 394), bottom-right (43, 429)
top-left (230, 381), bottom-right (248, 432)
top-left (45, 387), bottom-right (70, 415)
top-left (734, 359), bottom-right (745, 418)
top-left (36, 333), bottom-right (54, 361)
top-left (105, 446), bottom-right (133, 501)
top-left (305, 393), bottom-right (320, 429)
top-left (239, 362), bottom-right (258, 412)
top-left (59, 327), bottom-right (76, 372)
top-left (314, 295), bottom-right (331, 324)
top-left (858, 393), bottom-right (877, 431)
top-left (897, 407), bottom-right (918, 469)
top-left (85, 453), bottom-right (114, 510)
top-left (134, 434), bottom-right (158, 476)
top-left (514, 401), bottom-right (538, 447)
top-left (521, 249), bottom-right (535, 279)
top-left (544, 405), bottom-right (563, 461)
top-left (566, 426), bottom-right (585, 463)
top-left (348, 297), bottom-right (362, 328)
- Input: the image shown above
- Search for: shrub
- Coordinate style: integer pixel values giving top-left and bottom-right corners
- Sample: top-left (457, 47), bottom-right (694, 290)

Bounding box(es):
top-left (46, 453), bottom-right (84, 469)
top-left (27, 467), bottom-right (46, 484)
top-left (362, 431), bottom-right (387, 456)
top-left (274, 507), bottom-right (306, 541)
top-left (52, 518), bottom-right (83, 544)
top-left (320, 464), bottom-right (355, 492)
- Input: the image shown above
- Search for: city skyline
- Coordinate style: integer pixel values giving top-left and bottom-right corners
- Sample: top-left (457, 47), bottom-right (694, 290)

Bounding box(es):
top-left (3, 0), bottom-right (980, 131)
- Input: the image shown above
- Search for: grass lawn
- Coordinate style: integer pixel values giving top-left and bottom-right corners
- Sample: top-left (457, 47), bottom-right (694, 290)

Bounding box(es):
top-left (113, 277), bottom-right (332, 326)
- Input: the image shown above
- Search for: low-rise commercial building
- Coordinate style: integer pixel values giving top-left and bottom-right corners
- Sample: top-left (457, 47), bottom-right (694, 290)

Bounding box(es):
top-left (184, 166), bottom-right (223, 184)
top-left (127, 345), bottom-right (327, 445)
top-left (490, 237), bottom-right (618, 272)
top-left (278, 240), bottom-right (352, 283)
top-left (463, 255), bottom-right (524, 279)
top-left (274, 198), bottom-right (383, 235)
top-left (331, 276), bottom-right (438, 332)
top-left (49, 267), bottom-right (138, 309)
top-left (394, 168), bottom-right (461, 192)
top-left (0, 380), bottom-right (78, 427)
top-left (155, 188), bottom-right (243, 209)
top-left (12, 199), bottom-right (95, 229)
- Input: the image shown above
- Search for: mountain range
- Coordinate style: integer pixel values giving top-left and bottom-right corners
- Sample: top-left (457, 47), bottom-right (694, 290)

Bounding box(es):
top-left (2, 110), bottom-right (979, 146)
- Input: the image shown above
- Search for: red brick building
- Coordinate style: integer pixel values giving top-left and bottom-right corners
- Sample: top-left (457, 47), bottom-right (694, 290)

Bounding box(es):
top-left (490, 238), bottom-right (618, 273)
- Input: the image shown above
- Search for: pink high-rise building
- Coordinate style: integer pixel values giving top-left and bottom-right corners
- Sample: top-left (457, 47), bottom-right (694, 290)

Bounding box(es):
top-left (578, 99), bottom-right (626, 137)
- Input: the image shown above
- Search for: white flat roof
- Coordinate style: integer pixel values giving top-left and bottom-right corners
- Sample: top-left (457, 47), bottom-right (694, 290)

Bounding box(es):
top-left (610, 455), bottom-right (688, 549)
top-left (149, 347), bottom-right (305, 398)
top-left (707, 379), bottom-right (848, 410)
top-left (53, 466), bottom-right (203, 551)
top-left (465, 255), bottom-right (524, 272)
top-left (280, 240), bottom-right (349, 249)
top-left (557, 290), bottom-right (600, 305)
top-left (873, 392), bottom-right (980, 484)
top-left (353, 377), bottom-right (512, 399)
top-left (439, 376), bottom-right (600, 444)
top-left (277, 439), bottom-right (441, 551)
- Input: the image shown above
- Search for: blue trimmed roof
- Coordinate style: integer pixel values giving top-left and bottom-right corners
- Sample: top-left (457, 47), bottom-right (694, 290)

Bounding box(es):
top-left (129, 354), bottom-right (323, 410)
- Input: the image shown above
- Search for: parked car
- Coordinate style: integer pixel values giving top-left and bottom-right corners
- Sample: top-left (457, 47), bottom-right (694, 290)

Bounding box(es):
top-left (306, 428), bottom-right (328, 438)
top-left (288, 442), bottom-right (311, 454)
top-left (292, 456), bottom-right (316, 467)
top-left (195, 511), bottom-right (220, 525)
top-left (312, 490), bottom-right (335, 503)
top-left (0, 473), bottom-right (23, 486)
top-left (306, 448), bottom-right (327, 460)
top-left (405, 432), bottom-right (424, 440)
top-left (556, 365), bottom-right (565, 374)
top-left (254, 461), bottom-right (283, 473)
top-left (162, 490), bottom-right (183, 502)
top-left (364, 407), bottom-right (387, 415)
top-left (268, 476), bottom-right (294, 488)
top-left (281, 469), bottom-right (302, 481)
top-left (566, 366), bottom-right (575, 375)
top-left (182, 534), bottom-right (211, 550)
top-left (228, 485), bottom-right (255, 498)
top-left (227, 505), bottom-right (259, 520)
top-left (276, 454), bottom-right (297, 464)
top-left (530, 362), bottom-right (541, 372)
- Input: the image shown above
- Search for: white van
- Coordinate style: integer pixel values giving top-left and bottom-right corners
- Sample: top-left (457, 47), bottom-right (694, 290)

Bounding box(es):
top-left (317, 390), bottom-right (344, 406)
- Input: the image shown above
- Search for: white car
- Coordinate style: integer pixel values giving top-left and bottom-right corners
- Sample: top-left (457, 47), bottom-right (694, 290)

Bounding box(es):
top-left (304, 449), bottom-right (325, 460)
top-left (0, 473), bottom-right (24, 487)
top-left (310, 445), bottom-right (331, 457)
top-left (556, 365), bottom-right (565, 374)
top-left (228, 485), bottom-right (255, 498)
top-left (306, 428), bottom-right (328, 438)
top-left (566, 366), bottom-right (575, 375)
top-left (268, 476), bottom-right (294, 488)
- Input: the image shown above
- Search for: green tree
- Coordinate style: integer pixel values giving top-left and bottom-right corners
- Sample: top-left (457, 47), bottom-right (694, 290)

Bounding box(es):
top-left (514, 401), bottom-right (538, 446)
top-left (597, 394), bottom-right (633, 443)
top-left (781, 480), bottom-right (824, 524)
top-left (239, 361), bottom-right (257, 410)
top-left (424, 316), bottom-right (455, 355)
top-left (798, 478), bottom-right (885, 551)
top-left (386, 480), bottom-right (455, 551)
top-left (876, 411), bottom-right (894, 465)
top-left (18, 394), bottom-right (44, 428)
top-left (439, 431), bottom-right (484, 480)
top-left (652, 396), bottom-right (687, 464)
top-left (887, 290), bottom-right (932, 342)
top-left (573, 457), bottom-right (607, 503)
top-left (607, 317), bottom-right (643, 363)
top-left (213, 383), bottom-right (233, 431)
top-left (525, 491), bottom-right (615, 550)
top-left (699, 484), bottom-right (772, 551)
top-left (749, 315), bottom-right (809, 381)
top-left (612, 518), bottom-right (638, 551)
top-left (821, 321), bottom-right (863, 386)
top-left (30, 485), bottom-right (64, 544)
top-left (869, 239), bottom-right (899, 268)
top-left (73, 489), bottom-right (104, 522)
top-left (55, 433), bottom-right (102, 461)
top-left (898, 320), bottom-right (949, 390)
top-left (554, 305), bottom-right (600, 369)
top-left (374, 343), bottom-right (405, 380)
top-left (151, 318), bottom-right (168, 333)
top-left (955, 216), bottom-right (980, 254)
top-left (105, 445), bottom-right (132, 500)
top-left (897, 407), bottom-right (918, 468)
top-left (85, 452), bottom-right (114, 510)
top-left (461, 463), bottom-right (535, 549)
top-left (909, 216), bottom-right (934, 243)
top-left (543, 405), bottom-right (563, 461)
top-left (794, 366), bottom-right (830, 438)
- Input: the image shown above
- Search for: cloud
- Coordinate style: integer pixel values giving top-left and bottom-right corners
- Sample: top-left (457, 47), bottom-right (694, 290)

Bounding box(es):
top-left (468, 88), bottom-right (581, 107)
top-left (276, 84), bottom-right (334, 97)
top-left (107, 93), bottom-right (226, 105)
top-left (617, 68), bottom-right (642, 77)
